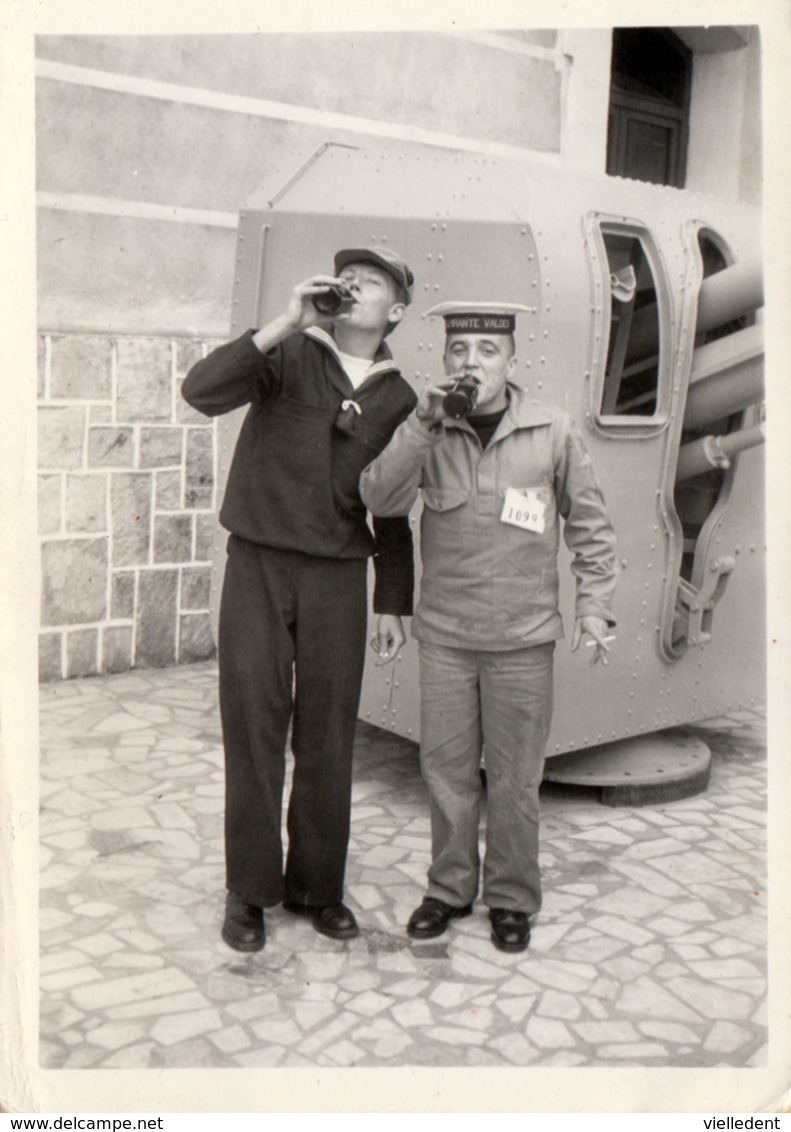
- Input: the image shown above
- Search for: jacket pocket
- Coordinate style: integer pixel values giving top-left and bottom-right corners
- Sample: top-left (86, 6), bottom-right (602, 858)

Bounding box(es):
top-left (422, 486), bottom-right (470, 513)
top-left (420, 487), bottom-right (470, 560)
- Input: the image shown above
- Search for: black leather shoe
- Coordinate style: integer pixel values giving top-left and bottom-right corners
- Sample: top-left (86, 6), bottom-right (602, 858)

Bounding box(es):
top-left (407, 897), bottom-right (473, 940)
top-left (489, 908), bottom-right (530, 953)
top-left (221, 891), bottom-right (265, 952)
top-left (283, 901), bottom-right (359, 940)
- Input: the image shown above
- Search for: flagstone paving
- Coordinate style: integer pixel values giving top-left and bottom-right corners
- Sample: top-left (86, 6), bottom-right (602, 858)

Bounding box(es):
top-left (39, 661), bottom-right (767, 1069)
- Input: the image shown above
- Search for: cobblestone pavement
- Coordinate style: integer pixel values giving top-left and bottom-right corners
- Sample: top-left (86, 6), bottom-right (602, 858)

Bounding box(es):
top-left (39, 661), bottom-right (767, 1070)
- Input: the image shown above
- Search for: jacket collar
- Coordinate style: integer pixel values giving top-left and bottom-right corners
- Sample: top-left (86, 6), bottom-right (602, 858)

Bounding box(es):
top-left (447, 382), bottom-right (556, 439)
top-left (502, 383), bottom-right (557, 430)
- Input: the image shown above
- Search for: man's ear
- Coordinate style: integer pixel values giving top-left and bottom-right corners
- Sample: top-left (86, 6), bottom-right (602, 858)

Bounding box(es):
top-left (387, 302), bottom-right (406, 326)
top-left (507, 354), bottom-right (518, 378)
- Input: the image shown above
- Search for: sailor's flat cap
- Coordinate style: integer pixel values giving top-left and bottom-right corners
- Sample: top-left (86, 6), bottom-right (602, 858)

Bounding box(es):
top-left (425, 301), bottom-right (534, 334)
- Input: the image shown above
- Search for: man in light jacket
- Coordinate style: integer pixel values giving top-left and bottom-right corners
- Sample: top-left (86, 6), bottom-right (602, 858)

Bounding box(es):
top-left (359, 301), bottom-right (618, 952)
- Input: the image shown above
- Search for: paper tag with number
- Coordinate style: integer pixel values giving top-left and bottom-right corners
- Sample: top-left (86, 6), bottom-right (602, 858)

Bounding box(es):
top-left (500, 487), bottom-right (546, 533)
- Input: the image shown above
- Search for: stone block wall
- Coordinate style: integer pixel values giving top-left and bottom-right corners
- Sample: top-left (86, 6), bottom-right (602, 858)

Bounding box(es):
top-left (37, 331), bottom-right (223, 681)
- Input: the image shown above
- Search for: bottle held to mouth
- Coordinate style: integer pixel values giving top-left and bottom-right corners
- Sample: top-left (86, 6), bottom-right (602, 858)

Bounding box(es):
top-left (312, 284), bottom-right (354, 316)
top-left (442, 375), bottom-right (479, 419)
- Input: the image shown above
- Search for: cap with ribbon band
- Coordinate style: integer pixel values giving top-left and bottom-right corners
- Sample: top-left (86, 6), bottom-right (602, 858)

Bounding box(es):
top-left (425, 301), bottom-right (534, 334)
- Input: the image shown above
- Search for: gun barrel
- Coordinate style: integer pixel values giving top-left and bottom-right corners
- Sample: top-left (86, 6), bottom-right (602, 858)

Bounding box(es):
top-left (625, 258), bottom-right (764, 367)
top-left (676, 422), bottom-right (766, 483)
top-left (696, 260), bottom-right (764, 333)
top-left (683, 324), bottom-right (764, 430)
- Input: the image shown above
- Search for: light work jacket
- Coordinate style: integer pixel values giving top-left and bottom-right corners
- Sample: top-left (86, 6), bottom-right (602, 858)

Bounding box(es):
top-left (359, 383), bottom-right (618, 649)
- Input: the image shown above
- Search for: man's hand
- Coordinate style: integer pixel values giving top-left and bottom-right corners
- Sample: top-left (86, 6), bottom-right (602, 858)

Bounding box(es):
top-left (415, 382), bottom-right (453, 426)
top-left (369, 615), bottom-right (406, 666)
top-left (251, 275), bottom-right (350, 356)
top-left (571, 616), bottom-right (614, 667)
top-left (283, 274), bottom-right (349, 331)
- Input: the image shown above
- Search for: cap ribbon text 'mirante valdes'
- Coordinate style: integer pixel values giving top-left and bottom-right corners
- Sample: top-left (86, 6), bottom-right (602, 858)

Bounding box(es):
top-left (444, 314), bottom-right (515, 334)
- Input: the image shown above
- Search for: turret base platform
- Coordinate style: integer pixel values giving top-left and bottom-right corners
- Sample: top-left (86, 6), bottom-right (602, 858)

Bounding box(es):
top-left (540, 730), bottom-right (712, 807)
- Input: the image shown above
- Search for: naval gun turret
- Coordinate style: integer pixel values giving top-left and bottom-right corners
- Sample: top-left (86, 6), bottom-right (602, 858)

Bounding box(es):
top-left (210, 143), bottom-right (765, 802)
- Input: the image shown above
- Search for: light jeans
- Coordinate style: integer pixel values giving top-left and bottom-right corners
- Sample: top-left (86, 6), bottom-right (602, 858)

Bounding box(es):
top-left (418, 640), bottom-right (555, 913)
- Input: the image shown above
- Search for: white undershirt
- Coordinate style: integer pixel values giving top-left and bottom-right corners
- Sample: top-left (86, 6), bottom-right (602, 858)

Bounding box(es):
top-left (337, 350), bottom-right (374, 390)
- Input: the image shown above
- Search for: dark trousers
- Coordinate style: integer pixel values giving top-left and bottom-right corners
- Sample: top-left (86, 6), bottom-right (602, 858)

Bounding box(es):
top-left (219, 535), bottom-right (367, 909)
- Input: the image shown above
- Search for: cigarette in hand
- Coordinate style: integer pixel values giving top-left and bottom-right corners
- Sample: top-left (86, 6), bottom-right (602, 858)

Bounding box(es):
top-left (586, 635), bottom-right (616, 647)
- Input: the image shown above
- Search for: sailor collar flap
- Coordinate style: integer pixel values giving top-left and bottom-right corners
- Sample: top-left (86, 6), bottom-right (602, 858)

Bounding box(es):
top-left (303, 326), bottom-right (399, 384)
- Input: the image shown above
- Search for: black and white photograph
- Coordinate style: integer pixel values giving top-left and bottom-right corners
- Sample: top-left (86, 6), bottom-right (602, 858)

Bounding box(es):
top-left (1, 0), bottom-right (790, 1118)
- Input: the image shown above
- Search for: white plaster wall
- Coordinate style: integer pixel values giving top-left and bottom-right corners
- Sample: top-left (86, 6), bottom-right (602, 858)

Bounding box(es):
top-left (560, 29), bottom-right (613, 174)
top-left (686, 35), bottom-right (762, 204)
top-left (739, 33), bottom-right (763, 203)
top-left (36, 31), bottom-right (569, 337)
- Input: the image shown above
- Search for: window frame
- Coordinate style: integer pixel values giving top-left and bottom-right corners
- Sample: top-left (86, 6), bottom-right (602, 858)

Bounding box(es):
top-left (607, 27), bottom-right (693, 188)
top-left (585, 213), bottom-right (674, 437)
top-left (607, 100), bottom-right (687, 188)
